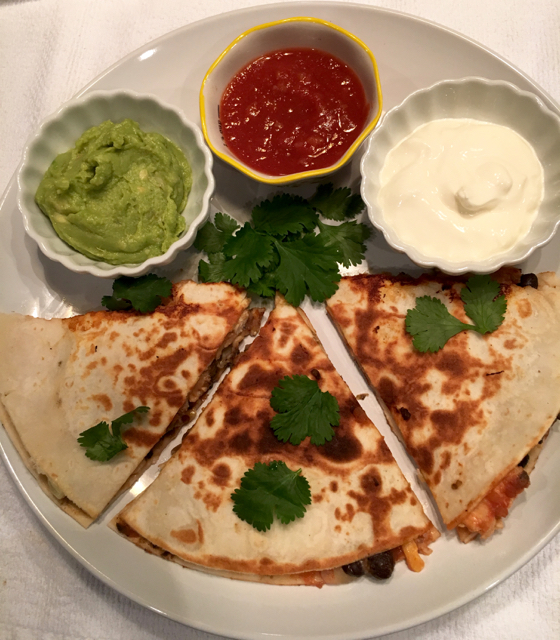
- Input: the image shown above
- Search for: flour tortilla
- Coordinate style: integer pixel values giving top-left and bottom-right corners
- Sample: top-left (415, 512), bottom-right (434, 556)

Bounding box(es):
top-left (326, 270), bottom-right (560, 530)
top-left (115, 297), bottom-right (434, 583)
top-left (0, 280), bottom-right (255, 526)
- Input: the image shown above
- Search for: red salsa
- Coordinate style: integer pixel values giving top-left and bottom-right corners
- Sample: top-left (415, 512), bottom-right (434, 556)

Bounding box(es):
top-left (220, 47), bottom-right (370, 176)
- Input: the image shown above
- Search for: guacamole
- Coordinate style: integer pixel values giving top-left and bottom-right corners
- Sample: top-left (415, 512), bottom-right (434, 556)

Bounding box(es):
top-left (35, 119), bottom-right (192, 265)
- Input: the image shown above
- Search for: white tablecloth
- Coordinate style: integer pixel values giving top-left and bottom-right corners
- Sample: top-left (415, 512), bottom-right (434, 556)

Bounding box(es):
top-left (1, 1), bottom-right (559, 639)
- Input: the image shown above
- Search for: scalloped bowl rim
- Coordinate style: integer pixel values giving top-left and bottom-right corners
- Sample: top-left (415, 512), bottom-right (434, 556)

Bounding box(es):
top-left (17, 89), bottom-right (215, 278)
top-left (200, 16), bottom-right (383, 185)
top-left (360, 77), bottom-right (560, 274)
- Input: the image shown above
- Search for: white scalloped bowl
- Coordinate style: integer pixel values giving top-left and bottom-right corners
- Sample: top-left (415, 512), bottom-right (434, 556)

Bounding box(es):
top-left (360, 78), bottom-right (560, 274)
top-left (17, 90), bottom-right (214, 278)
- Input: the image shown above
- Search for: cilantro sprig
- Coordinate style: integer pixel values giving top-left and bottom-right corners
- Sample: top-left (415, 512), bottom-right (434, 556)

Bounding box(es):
top-left (77, 406), bottom-right (150, 461)
top-left (102, 274), bottom-right (172, 313)
top-left (195, 184), bottom-right (370, 306)
top-left (270, 375), bottom-right (340, 445)
top-left (405, 275), bottom-right (507, 353)
top-left (231, 460), bottom-right (312, 532)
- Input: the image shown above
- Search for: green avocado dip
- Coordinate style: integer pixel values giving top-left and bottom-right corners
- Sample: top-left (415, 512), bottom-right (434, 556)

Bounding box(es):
top-left (35, 119), bottom-right (192, 265)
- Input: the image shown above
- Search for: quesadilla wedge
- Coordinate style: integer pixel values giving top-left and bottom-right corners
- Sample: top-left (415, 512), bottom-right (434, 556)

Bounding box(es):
top-left (0, 280), bottom-right (262, 527)
top-left (326, 270), bottom-right (560, 541)
top-left (115, 296), bottom-right (438, 585)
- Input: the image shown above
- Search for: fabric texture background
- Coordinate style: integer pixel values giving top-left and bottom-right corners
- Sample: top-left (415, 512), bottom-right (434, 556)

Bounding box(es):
top-left (0, 1), bottom-right (559, 639)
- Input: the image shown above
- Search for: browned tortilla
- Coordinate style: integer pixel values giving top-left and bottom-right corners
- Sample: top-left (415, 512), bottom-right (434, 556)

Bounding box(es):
top-left (116, 296), bottom-right (434, 581)
top-left (326, 270), bottom-right (560, 531)
top-left (0, 280), bottom-right (254, 525)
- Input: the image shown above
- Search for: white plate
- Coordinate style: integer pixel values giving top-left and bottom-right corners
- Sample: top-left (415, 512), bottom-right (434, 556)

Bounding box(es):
top-left (1, 3), bottom-right (560, 639)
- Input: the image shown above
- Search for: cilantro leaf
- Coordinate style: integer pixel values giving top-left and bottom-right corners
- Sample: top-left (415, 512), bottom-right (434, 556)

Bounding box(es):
top-left (231, 460), bottom-right (312, 531)
top-left (194, 184), bottom-right (369, 305)
top-left (252, 194), bottom-right (319, 236)
top-left (102, 274), bottom-right (172, 313)
top-left (247, 270), bottom-right (278, 298)
top-left (198, 252), bottom-right (230, 283)
top-left (194, 213), bottom-right (240, 254)
top-left (406, 296), bottom-right (471, 353)
top-left (317, 219), bottom-right (371, 267)
top-left (308, 183), bottom-right (365, 221)
top-left (77, 406), bottom-right (150, 461)
top-left (405, 276), bottom-right (508, 353)
top-left (222, 224), bottom-right (275, 287)
top-left (270, 375), bottom-right (340, 445)
top-left (461, 275), bottom-right (507, 334)
top-left (272, 234), bottom-right (341, 306)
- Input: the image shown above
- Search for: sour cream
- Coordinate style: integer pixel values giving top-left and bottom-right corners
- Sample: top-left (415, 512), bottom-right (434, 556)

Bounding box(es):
top-left (377, 118), bottom-right (544, 263)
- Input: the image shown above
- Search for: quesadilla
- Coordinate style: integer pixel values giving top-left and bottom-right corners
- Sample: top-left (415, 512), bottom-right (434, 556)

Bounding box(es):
top-left (0, 280), bottom-right (261, 527)
top-left (326, 270), bottom-right (560, 541)
top-left (115, 296), bottom-right (438, 585)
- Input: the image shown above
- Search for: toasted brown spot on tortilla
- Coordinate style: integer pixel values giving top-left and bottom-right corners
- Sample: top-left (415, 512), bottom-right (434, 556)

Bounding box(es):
top-left (181, 465), bottom-right (196, 485)
top-left (430, 399), bottom-right (484, 446)
top-left (375, 439), bottom-right (395, 464)
top-left (440, 451), bottom-right (452, 470)
top-left (516, 299), bottom-right (532, 318)
top-left (201, 491), bottom-right (221, 512)
top-left (351, 403), bottom-right (369, 424)
top-left (123, 348), bottom-right (190, 408)
top-left (412, 445), bottom-right (435, 475)
top-left (378, 376), bottom-right (396, 406)
top-left (149, 411), bottom-right (162, 427)
top-left (320, 433), bottom-right (362, 463)
top-left (224, 406), bottom-right (245, 426)
top-left (171, 528), bottom-right (197, 544)
top-left (229, 430), bottom-right (253, 455)
top-left (113, 364), bottom-right (124, 383)
top-left (211, 463), bottom-right (231, 487)
top-left (237, 363), bottom-right (282, 393)
top-left (91, 394), bottom-right (112, 411)
top-left (290, 343), bottom-right (311, 366)
top-left (360, 469), bottom-right (382, 493)
top-left (124, 427), bottom-right (160, 449)
top-left (157, 332), bottom-right (178, 349)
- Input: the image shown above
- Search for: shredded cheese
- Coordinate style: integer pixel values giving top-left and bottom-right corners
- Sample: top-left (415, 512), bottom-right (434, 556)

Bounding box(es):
top-left (402, 540), bottom-right (425, 572)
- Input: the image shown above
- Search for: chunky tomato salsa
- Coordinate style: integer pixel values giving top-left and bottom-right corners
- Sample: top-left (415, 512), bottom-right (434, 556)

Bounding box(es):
top-left (220, 47), bottom-right (369, 176)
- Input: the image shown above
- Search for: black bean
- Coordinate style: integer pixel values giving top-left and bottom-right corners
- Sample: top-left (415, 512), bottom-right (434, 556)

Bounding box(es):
top-left (519, 273), bottom-right (538, 289)
top-left (519, 454), bottom-right (530, 468)
top-left (342, 560), bottom-right (365, 577)
top-left (366, 551), bottom-right (395, 580)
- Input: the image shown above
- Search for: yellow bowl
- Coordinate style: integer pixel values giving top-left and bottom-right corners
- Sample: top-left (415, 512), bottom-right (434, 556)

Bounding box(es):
top-left (200, 16), bottom-right (383, 185)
